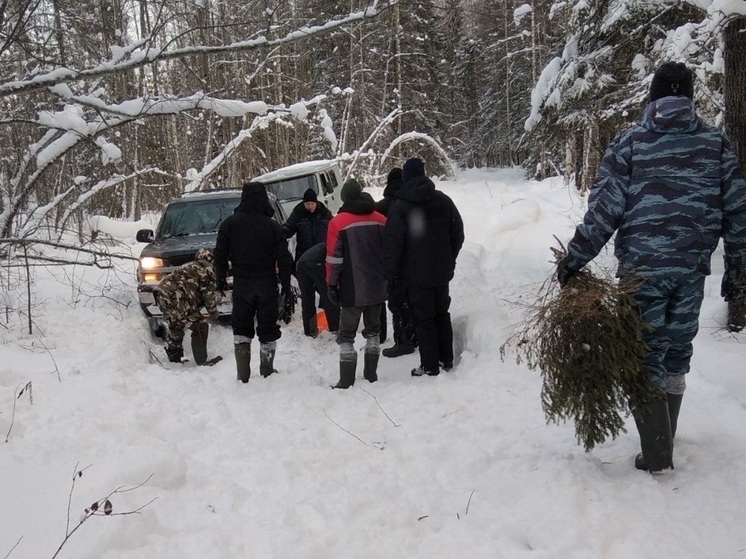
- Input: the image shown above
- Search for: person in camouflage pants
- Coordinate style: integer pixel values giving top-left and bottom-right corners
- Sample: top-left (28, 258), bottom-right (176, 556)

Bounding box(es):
top-left (557, 62), bottom-right (746, 472)
top-left (156, 248), bottom-right (221, 364)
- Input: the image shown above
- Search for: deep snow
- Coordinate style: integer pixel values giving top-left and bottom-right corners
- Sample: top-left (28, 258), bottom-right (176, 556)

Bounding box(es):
top-left (1, 167), bottom-right (745, 559)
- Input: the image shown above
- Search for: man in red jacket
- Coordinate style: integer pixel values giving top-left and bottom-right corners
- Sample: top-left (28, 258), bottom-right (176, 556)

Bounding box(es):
top-left (326, 178), bottom-right (387, 389)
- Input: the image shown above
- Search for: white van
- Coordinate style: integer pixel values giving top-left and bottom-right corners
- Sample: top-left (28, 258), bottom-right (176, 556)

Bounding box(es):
top-left (254, 159), bottom-right (343, 217)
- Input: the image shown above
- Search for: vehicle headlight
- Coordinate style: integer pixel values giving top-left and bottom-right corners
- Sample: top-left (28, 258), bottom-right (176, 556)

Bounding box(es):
top-left (140, 257), bottom-right (165, 270)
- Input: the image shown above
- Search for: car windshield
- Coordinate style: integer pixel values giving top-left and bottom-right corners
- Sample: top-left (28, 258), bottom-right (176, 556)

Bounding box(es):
top-left (157, 198), bottom-right (238, 239)
top-left (264, 175), bottom-right (318, 202)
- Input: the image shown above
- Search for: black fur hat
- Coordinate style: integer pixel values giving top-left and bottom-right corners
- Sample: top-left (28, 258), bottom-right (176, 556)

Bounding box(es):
top-left (649, 62), bottom-right (694, 102)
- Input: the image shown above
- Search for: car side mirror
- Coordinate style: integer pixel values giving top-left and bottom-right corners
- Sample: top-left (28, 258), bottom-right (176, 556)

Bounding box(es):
top-left (136, 229), bottom-right (154, 243)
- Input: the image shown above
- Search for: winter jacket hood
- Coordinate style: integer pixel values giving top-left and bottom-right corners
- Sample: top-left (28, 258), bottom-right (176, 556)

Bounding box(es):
top-left (340, 192), bottom-right (377, 215)
top-left (641, 97), bottom-right (700, 135)
top-left (396, 176), bottom-right (436, 205)
top-left (237, 182), bottom-right (274, 217)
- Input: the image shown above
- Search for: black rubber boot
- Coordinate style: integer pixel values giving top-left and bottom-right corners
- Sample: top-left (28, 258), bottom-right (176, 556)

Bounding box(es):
top-left (382, 342), bottom-right (415, 358)
top-left (363, 352), bottom-right (379, 383)
top-left (234, 343), bottom-right (251, 383)
top-left (165, 342), bottom-right (184, 363)
top-left (333, 355), bottom-right (357, 389)
top-left (191, 322), bottom-right (209, 365)
top-left (633, 398), bottom-right (674, 472)
top-left (667, 393), bottom-right (684, 439)
top-left (259, 341), bottom-right (278, 378)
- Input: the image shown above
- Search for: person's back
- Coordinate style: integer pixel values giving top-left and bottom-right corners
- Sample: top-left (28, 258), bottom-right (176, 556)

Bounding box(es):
top-left (214, 181), bottom-right (292, 383)
top-left (384, 164), bottom-right (464, 288)
top-left (326, 179), bottom-right (387, 389)
top-left (557, 61), bottom-right (746, 473)
top-left (156, 248), bottom-right (220, 364)
top-left (383, 158), bottom-right (464, 377)
top-left (326, 185), bottom-right (387, 308)
top-left (584, 96), bottom-right (736, 278)
top-left (215, 182), bottom-right (291, 283)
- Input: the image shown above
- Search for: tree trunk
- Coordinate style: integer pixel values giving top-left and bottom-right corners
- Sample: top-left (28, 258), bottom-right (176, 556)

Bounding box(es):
top-left (724, 16), bottom-right (746, 176)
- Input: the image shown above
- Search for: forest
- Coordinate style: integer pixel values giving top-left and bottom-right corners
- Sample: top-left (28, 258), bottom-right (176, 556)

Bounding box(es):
top-left (0, 0), bottom-right (744, 240)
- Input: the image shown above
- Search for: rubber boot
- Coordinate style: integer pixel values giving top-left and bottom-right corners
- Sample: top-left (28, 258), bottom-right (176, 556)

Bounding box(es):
top-left (363, 353), bottom-right (379, 383)
top-left (667, 393), bottom-right (683, 439)
top-left (234, 343), bottom-right (251, 383)
top-left (633, 398), bottom-right (674, 472)
top-left (165, 343), bottom-right (184, 363)
top-left (333, 350), bottom-right (357, 389)
top-left (363, 336), bottom-right (380, 382)
top-left (382, 342), bottom-right (415, 358)
top-left (260, 341), bottom-right (278, 378)
top-left (306, 315), bottom-right (318, 338)
top-left (191, 322), bottom-right (209, 365)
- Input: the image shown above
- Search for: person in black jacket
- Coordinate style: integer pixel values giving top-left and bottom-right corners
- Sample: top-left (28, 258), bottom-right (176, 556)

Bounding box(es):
top-left (296, 241), bottom-right (340, 337)
top-left (283, 188), bottom-right (333, 266)
top-left (376, 167), bottom-right (416, 357)
top-left (383, 158), bottom-right (465, 377)
top-left (214, 181), bottom-right (293, 383)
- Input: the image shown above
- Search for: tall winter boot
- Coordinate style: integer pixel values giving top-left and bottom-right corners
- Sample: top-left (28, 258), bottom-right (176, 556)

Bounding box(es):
top-left (191, 322), bottom-right (209, 365)
top-left (364, 337), bottom-right (380, 383)
top-left (234, 343), bottom-right (251, 383)
top-left (165, 342), bottom-right (184, 363)
top-left (259, 341), bottom-right (278, 378)
top-left (666, 392), bottom-right (684, 439)
top-left (304, 314), bottom-right (319, 338)
top-left (633, 398), bottom-right (674, 472)
top-left (333, 344), bottom-right (357, 389)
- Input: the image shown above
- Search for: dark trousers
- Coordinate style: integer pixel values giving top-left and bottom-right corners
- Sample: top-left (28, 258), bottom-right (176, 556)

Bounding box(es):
top-left (231, 277), bottom-right (281, 343)
top-left (297, 262), bottom-right (340, 333)
top-left (337, 304), bottom-right (382, 345)
top-left (408, 284), bottom-right (453, 372)
top-left (388, 279), bottom-right (416, 346)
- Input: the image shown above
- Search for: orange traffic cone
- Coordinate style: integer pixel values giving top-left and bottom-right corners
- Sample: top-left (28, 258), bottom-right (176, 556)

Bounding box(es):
top-left (316, 309), bottom-right (329, 331)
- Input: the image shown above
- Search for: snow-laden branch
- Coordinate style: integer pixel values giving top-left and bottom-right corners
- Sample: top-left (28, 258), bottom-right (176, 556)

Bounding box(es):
top-left (343, 108), bottom-right (401, 181)
top-left (0, 2), bottom-right (396, 98)
top-left (182, 97), bottom-right (328, 192)
top-left (379, 131), bottom-right (455, 178)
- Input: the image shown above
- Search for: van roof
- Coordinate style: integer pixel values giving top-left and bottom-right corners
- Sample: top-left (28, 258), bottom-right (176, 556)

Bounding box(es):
top-left (253, 159), bottom-right (338, 183)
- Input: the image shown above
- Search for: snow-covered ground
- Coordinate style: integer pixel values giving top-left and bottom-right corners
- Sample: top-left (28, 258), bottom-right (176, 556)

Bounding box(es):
top-left (1, 167), bottom-right (745, 558)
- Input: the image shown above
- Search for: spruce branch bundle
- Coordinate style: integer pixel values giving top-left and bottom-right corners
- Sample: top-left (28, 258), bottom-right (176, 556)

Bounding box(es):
top-left (501, 246), bottom-right (662, 451)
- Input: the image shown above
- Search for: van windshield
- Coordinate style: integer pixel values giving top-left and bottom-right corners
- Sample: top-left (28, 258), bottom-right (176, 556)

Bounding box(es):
top-left (264, 175), bottom-right (318, 202)
top-left (158, 198), bottom-right (238, 239)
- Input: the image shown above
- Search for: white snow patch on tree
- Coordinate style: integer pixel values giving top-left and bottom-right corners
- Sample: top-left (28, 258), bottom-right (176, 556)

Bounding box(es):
top-left (525, 56), bottom-right (563, 132)
top-left (514, 4), bottom-right (532, 24)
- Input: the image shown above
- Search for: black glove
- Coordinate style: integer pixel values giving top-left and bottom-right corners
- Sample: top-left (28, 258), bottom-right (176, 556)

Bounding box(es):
top-left (723, 256), bottom-right (746, 333)
top-left (327, 285), bottom-right (339, 306)
top-left (556, 256), bottom-right (577, 288)
top-left (281, 286), bottom-right (295, 325)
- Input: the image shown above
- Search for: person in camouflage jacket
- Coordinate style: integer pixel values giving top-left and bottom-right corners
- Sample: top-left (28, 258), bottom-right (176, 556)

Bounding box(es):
top-left (557, 62), bottom-right (746, 473)
top-left (156, 248), bottom-right (221, 364)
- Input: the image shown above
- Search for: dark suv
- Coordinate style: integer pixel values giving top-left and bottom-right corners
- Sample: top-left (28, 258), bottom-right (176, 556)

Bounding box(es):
top-left (135, 189), bottom-right (288, 335)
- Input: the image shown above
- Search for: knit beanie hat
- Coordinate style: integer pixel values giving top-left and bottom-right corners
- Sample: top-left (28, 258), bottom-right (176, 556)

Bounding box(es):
top-left (302, 188), bottom-right (318, 203)
top-left (649, 62), bottom-right (694, 102)
top-left (402, 158), bottom-right (425, 182)
top-left (340, 179), bottom-right (363, 202)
